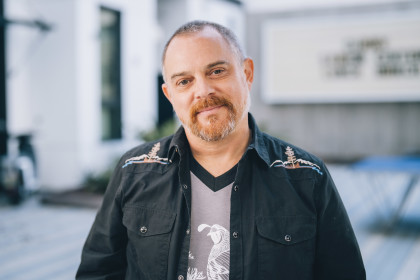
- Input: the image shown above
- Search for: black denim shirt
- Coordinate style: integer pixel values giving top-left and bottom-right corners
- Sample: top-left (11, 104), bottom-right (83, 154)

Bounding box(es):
top-left (77, 114), bottom-right (365, 280)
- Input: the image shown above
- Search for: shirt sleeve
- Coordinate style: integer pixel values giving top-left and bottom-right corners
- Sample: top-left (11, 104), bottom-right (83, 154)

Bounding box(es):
top-left (76, 158), bottom-right (127, 279)
top-left (313, 163), bottom-right (366, 280)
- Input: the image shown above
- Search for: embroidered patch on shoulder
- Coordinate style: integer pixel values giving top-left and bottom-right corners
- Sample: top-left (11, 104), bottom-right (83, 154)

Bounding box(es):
top-left (122, 143), bottom-right (171, 168)
top-left (270, 146), bottom-right (323, 175)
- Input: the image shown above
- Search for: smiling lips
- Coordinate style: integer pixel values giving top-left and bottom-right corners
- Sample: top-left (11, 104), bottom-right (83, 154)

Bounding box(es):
top-left (197, 105), bottom-right (224, 114)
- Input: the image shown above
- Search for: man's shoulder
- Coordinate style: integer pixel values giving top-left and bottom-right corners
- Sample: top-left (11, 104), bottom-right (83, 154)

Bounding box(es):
top-left (259, 131), bottom-right (325, 175)
top-left (119, 134), bottom-right (175, 169)
top-left (124, 134), bottom-right (174, 157)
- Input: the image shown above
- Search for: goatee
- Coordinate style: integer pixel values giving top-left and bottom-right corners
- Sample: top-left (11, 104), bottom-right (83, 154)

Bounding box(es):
top-left (186, 95), bottom-right (237, 142)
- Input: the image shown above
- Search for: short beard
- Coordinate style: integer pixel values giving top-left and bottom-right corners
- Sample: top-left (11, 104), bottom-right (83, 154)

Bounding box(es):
top-left (180, 95), bottom-right (248, 142)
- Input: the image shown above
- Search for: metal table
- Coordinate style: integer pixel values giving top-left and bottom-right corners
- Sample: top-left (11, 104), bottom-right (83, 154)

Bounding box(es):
top-left (353, 156), bottom-right (420, 229)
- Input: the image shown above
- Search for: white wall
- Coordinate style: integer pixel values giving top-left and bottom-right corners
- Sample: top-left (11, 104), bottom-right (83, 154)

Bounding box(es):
top-left (74, 0), bottom-right (159, 180)
top-left (6, 0), bottom-right (158, 190)
top-left (7, 0), bottom-right (80, 190)
top-left (157, 0), bottom-right (187, 70)
top-left (5, 0), bottom-right (40, 136)
top-left (186, 0), bottom-right (245, 51)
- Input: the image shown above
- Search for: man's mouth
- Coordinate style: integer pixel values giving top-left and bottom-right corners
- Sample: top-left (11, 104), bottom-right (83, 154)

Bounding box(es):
top-left (190, 96), bottom-right (231, 119)
top-left (197, 105), bottom-right (224, 114)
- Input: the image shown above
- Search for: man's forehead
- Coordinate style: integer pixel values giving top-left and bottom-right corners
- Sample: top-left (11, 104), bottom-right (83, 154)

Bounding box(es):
top-left (163, 29), bottom-right (235, 75)
top-left (166, 28), bottom-right (227, 56)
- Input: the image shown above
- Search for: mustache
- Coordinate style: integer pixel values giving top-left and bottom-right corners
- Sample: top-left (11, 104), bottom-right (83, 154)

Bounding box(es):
top-left (190, 96), bottom-right (234, 117)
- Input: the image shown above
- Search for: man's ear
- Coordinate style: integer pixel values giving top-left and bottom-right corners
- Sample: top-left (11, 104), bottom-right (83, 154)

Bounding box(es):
top-left (243, 58), bottom-right (254, 89)
top-left (162, 83), bottom-right (172, 103)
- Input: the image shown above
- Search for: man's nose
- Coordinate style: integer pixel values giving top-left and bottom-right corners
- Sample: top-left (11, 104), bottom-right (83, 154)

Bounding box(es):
top-left (194, 77), bottom-right (214, 99)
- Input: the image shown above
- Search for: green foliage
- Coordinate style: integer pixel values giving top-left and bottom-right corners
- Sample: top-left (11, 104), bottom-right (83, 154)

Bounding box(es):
top-left (81, 119), bottom-right (178, 194)
top-left (139, 118), bottom-right (177, 142)
top-left (82, 169), bottom-right (113, 194)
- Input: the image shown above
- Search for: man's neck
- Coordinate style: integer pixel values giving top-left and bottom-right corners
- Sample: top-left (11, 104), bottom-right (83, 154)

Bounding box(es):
top-left (186, 117), bottom-right (251, 177)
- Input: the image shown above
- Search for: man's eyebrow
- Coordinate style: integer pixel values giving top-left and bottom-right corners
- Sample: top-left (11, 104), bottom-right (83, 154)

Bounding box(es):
top-left (170, 71), bottom-right (189, 81)
top-left (170, 61), bottom-right (230, 81)
top-left (207, 60), bottom-right (229, 69)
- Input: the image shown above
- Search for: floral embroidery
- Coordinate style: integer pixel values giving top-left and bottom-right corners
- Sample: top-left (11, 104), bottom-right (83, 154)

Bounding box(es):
top-left (122, 142), bottom-right (170, 168)
top-left (270, 146), bottom-right (323, 175)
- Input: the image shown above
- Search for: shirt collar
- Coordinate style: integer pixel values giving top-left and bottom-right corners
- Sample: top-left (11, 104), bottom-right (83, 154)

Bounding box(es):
top-left (167, 113), bottom-right (271, 167)
top-left (168, 125), bottom-right (189, 161)
top-left (247, 113), bottom-right (271, 167)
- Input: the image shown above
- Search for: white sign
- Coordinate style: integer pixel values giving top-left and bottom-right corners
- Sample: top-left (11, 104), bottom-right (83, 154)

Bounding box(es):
top-left (261, 12), bottom-right (420, 103)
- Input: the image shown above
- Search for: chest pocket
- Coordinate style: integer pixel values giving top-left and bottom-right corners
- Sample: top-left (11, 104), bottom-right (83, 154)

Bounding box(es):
top-left (256, 216), bottom-right (316, 280)
top-left (123, 206), bottom-right (176, 280)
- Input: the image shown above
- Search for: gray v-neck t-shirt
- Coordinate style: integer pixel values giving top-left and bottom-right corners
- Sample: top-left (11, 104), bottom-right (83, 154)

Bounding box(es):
top-left (187, 156), bottom-right (237, 280)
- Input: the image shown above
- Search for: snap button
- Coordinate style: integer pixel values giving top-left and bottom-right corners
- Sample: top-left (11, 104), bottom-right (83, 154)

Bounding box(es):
top-left (234, 185), bottom-right (239, 192)
top-left (140, 226), bottom-right (148, 234)
top-left (233, 231), bottom-right (239, 238)
top-left (178, 275), bottom-right (184, 280)
top-left (186, 229), bottom-right (190, 235)
top-left (285, 234), bottom-right (292, 242)
top-left (183, 184), bottom-right (188, 190)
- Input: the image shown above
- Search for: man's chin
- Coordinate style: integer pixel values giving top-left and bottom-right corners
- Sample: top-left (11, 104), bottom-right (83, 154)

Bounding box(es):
top-left (194, 120), bottom-right (235, 142)
top-left (197, 130), bottom-right (226, 142)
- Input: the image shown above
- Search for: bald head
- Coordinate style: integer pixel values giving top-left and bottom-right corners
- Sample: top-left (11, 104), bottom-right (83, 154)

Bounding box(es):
top-left (162, 20), bottom-right (245, 81)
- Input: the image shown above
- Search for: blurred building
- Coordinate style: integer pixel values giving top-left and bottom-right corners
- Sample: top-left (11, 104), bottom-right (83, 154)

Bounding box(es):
top-left (3, 0), bottom-right (419, 191)
top-left (2, 0), bottom-right (244, 191)
top-left (244, 0), bottom-right (420, 161)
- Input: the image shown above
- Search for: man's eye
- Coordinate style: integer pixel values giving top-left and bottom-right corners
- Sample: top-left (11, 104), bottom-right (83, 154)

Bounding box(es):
top-left (212, 69), bottom-right (224, 75)
top-left (178, 80), bottom-right (189, 86)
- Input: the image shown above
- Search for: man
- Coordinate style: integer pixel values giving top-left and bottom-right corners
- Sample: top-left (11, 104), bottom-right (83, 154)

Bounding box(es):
top-left (77, 20), bottom-right (365, 280)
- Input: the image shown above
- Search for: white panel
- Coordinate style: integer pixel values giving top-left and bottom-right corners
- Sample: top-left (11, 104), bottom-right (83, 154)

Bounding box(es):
top-left (262, 11), bottom-right (420, 103)
top-left (244, 0), bottom-right (409, 13)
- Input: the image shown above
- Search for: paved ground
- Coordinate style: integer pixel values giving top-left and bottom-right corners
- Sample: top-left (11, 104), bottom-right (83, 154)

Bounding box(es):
top-left (0, 197), bottom-right (97, 280)
top-left (0, 164), bottom-right (419, 280)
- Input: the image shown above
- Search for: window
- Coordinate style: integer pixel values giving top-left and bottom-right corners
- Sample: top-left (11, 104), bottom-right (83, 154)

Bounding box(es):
top-left (157, 74), bottom-right (174, 126)
top-left (100, 7), bottom-right (121, 140)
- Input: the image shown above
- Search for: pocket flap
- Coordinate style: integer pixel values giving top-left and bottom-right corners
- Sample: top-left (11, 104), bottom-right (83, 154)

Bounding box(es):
top-left (256, 216), bottom-right (316, 245)
top-left (123, 206), bottom-right (176, 236)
